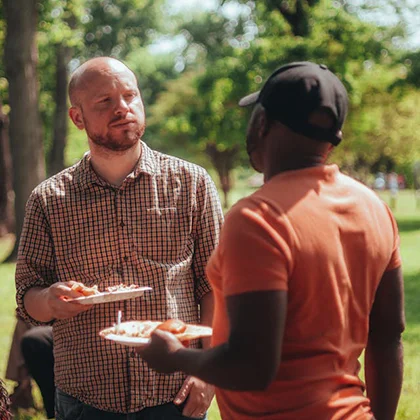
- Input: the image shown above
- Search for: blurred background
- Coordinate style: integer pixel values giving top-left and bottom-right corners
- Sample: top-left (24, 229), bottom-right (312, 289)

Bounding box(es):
top-left (1, 0), bottom-right (420, 418)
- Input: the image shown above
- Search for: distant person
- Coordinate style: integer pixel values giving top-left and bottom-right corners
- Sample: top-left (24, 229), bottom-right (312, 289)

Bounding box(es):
top-left (21, 327), bottom-right (55, 419)
top-left (397, 174), bottom-right (405, 190)
top-left (138, 62), bottom-right (405, 420)
top-left (5, 316), bottom-right (33, 411)
top-left (15, 57), bottom-right (223, 419)
top-left (5, 317), bottom-right (55, 418)
top-left (373, 172), bottom-right (386, 190)
top-left (388, 172), bottom-right (399, 210)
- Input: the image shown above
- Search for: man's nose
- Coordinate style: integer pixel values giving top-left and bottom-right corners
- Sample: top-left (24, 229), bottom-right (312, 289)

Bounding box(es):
top-left (115, 97), bottom-right (130, 114)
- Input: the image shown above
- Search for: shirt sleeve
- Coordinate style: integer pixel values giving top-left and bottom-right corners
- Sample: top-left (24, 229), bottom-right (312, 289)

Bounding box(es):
top-left (384, 203), bottom-right (402, 272)
top-left (192, 170), bottom-right (224, 303)
top-left (15, 191), bottom-right (56, 326)
top-left (219, 200), bottom-right (294, 297)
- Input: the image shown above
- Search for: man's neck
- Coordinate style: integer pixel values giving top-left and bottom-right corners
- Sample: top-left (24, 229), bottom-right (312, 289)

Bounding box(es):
top-left (265, 155), bottom-right (326, 182)
top-left (88, 141), bottom-right (142, 187)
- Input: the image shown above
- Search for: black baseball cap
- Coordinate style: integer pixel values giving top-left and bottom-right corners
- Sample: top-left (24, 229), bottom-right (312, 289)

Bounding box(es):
top-left (239, 62), bottom-right (348, 146)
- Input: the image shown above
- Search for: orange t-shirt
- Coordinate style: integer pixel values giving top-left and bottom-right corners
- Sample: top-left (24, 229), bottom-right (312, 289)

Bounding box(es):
top-left (207, 165), bottom-right (401, 420)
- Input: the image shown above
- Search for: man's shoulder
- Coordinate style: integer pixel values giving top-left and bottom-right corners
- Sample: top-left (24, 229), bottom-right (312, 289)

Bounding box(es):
top-left (152, 149), bottom-right (208, 179)
top-left (224, 193), bottom-right (268, 222)
top-left (31, 160), bottom-right (82, 199)
top-left (338, 171), bottom-right (382, 201)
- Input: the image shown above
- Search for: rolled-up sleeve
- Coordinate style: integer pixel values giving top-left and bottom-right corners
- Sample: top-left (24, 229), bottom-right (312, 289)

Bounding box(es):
top-left (192, 171), bottom-right (224, 302)
top-left (15, 191), bottom-right (56, 326)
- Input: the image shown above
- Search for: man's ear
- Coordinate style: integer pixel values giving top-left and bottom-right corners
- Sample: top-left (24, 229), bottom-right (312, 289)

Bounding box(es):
top-left (258, 109), bottom-right (269, 139)
top-left (323, 143), bottom-right (334, 160)
top-left (69, 106), bottom-right (85, 130)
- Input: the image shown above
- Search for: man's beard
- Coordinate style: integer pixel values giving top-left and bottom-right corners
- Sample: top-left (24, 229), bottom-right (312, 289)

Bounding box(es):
top-left (85, 118), bottom-right (146, 152)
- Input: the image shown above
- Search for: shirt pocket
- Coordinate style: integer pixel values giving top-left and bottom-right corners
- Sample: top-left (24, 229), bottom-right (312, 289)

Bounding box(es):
top-left (133, 207), bottom-right (193, 263)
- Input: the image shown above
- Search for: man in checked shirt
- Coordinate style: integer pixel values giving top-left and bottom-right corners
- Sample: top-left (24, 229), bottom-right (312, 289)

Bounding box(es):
top-left (15, 57), bottom-right (224, 420)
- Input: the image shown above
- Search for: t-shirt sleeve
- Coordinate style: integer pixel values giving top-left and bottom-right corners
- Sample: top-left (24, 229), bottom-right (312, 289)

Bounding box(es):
top-left (219, 201), bottom-right (294, 296)
top-left (384, 203), bottom-right (402, 271)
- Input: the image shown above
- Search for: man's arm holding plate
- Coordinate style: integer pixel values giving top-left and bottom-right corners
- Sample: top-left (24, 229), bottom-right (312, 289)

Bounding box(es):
top-left (16, 192), bottom-right (92, 325)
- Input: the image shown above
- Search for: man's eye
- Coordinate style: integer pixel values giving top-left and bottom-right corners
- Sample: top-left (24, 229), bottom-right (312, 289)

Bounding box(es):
top-left (99, 97), bottom-right (110, 103)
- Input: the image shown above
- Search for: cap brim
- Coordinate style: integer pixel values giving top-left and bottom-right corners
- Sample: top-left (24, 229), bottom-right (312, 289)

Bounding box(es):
top-left (238, 91), bottom-right (260, 107)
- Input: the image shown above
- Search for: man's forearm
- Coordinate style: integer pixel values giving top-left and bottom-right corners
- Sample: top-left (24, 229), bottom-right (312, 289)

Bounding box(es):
top-left (23, 287), bottom-right (54, 322)
top-left (365, 337), bottom-right (403, 420)
top-left (173, 343), bottom-right (273, 391)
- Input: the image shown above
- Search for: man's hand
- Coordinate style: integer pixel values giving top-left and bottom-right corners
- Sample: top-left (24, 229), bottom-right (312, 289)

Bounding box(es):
top-left (44, 281), bottom-right (93, 319)
top-left (135, 329), bottom-right (184, 373)
top-left (137, 332), bottom-right (214, 418)
top-left (174, 376), bottom-right (214, 418)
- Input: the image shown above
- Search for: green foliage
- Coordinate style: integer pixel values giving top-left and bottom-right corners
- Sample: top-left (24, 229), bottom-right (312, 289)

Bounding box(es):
top-left (80, 0), bottom-right (165, 59)
top-left (148, 0), bottom-right (419, 184)
top-left (2, 0), bottom-right (420, 191)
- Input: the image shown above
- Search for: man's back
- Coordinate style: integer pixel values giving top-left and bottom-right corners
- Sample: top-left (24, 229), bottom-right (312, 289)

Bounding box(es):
top-left (210, 164), bottom-right (400, 419)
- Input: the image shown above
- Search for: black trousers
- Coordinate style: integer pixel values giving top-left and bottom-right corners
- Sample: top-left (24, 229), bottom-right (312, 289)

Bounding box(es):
top-left (21, 326), bottom-right (55, 419)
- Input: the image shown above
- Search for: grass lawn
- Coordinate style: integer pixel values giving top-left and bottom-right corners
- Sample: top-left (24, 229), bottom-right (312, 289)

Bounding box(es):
top-left (0, 189), bottom-right (419, 419)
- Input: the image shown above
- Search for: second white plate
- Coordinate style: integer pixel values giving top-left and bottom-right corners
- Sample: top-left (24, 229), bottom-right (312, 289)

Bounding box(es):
top-left (68, 287), bottom-right (152, 305)
top-left (99, 321), bottom-right (213, 348)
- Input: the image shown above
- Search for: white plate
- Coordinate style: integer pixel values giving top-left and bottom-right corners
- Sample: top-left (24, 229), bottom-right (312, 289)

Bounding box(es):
top-left (67, 287), bottom-right (152, 305)
top-left (99, 321), bottom-right (213, 348)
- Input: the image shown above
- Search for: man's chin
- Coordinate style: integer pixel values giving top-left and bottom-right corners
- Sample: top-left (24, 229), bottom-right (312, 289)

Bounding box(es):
top-left (103, 141), bottom-right (139, 152)
top-left (90, 135), bottom-right (141, 152)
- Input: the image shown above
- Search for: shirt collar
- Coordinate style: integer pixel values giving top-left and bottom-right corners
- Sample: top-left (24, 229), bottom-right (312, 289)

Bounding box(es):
top-left (75, 141), bottom-right (160, 190)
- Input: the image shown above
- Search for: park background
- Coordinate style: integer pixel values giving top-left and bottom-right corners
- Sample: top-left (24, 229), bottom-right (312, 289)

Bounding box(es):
top-left (0, 0), bottom-right (420, 418)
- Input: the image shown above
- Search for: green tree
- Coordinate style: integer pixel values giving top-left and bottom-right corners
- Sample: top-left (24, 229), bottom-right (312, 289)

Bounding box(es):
top-left (81, 0), bottom-right (165, 59)
top-left (4, 0), bottom-right (46, 260)
top-left (150, 0), bottom-right (407, 205)
top-left (37, 0), bottom-right (85, 175)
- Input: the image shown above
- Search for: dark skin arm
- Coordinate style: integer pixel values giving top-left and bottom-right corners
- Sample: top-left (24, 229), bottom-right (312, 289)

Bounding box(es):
top-left (137, 290), bottom-right (287, 391)
top-left (365, 266), bottom-right (405, 420)
top-left (172, 292), bottom-right (215, 418)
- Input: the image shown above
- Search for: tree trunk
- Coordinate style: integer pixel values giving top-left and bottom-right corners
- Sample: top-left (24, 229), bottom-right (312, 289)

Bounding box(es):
top-left (0, 101), bottom-right (14, 237)
top-left (4, 0), bottom-right (45, 261)
top-left (205, 143), bottom-right (239, 209)
top-left (268, 0), bottom-right (320, 37)
top-left (48, 44), bottom-right (71, 176)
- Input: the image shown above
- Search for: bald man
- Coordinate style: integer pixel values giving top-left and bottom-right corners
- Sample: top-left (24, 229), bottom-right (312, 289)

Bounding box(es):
top-left (15, 57), bottom-right (223, 420)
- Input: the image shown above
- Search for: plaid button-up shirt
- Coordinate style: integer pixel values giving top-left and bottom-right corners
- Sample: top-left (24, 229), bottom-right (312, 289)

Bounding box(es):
top-left (15, 142), bottom-right (223, 413)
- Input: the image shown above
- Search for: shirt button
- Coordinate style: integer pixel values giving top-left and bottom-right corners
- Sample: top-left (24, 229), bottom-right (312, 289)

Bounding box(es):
top-left (120, 221), bottom-right (125, 227)
top-left (319, 64), bottom-right (328, 70)
top-left (130, 351), bottom-right (136, 358)
top-left (123, 256), bottom-right (128, 262)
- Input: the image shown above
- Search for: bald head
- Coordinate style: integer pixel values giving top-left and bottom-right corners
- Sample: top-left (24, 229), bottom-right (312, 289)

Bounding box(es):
top-left (68, 57), bottom-right (138, 106)
top-left (67, 56), bottom-right (146, 153)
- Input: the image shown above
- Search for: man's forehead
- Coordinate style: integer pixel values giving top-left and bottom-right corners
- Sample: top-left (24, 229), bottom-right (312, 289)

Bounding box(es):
top-left (78, 68), bottom-right (138, 94)
top-left (81, 65), bottom-right (135, 84)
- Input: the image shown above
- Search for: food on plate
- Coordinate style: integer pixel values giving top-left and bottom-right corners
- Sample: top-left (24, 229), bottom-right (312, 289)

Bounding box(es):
top-left (99, 320), bottom-right (213, 347)
top-left (70, 282), bottom-right (143, 296)
top-left (106, 283), bottom-right (142, 293)
top-left (102, 319), bottom-right (189, 339)
top-left (155, 318), bottom-right (187, 334)
top-left (110, 321), bottom-right (160, 338)
top-left (71, 282), bottom-right (99, 296)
